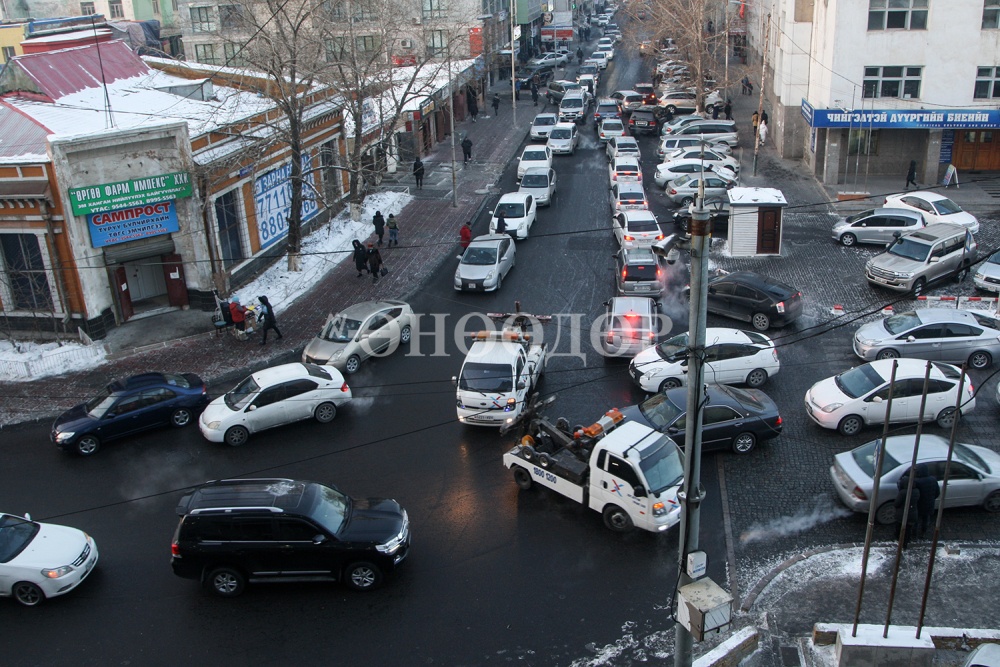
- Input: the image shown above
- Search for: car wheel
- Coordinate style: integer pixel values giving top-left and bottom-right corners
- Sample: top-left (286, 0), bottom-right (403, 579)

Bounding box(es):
top-left (75, 434), bottom-right (100, 456)
top-left (224, 425), bottom-right (249, 447)
top-left (13, 581), bottom-right (44, 607)
top-left (840, 233), bottom-right (857, 247)
top-left (602, 505), bottom-right (634, 532)
top-left (984, 491), bottom-right (1000, 513)
top-left (875, 348), bottom-right (899, 360)
top-left (837, 415), bottom-right (864, 436)
top-left (969, 350), bottom-right (992, 369)
top-left (936, 407), bottom-right (958, 429)
top-left (314, 402), bottom-right (338, 423)
top-left (745, 368), bottom-right (768, 388)
top-left (207, 566), bottom-right (245, 597)
top-left (400, 325), bottom-right (412, 345)
top-left (171, 408), bottom-right (193, 428)
top-left (345, 354), bottom-right (363, 374)
top-left (911, 278), bottom-right (926, 296)
top-left (666, 105), bottom-right (677, 113)
top-left (680, 196), bottom-right (694, 206)
top-left (659, 377), bottom-right (682, 392)
top-left (751, 312), bottom-right (771, 331)
top-left (956, 265), bottom-right (970, 283)
top-left (344, 561), bottom-right (383, 591)
top-left (875, 501), bottom-right (896, 526)
top-left (495, 275), bottom-right (502, 291)
top-left (538, 452), bottom-right (553, 469)
top-left (732, 432), bottom-right (757, 454)
top-left (513, 467), bottom-right (533, 490)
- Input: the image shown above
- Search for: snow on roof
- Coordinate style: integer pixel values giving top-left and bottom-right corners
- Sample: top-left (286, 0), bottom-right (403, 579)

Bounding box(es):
top-left (0, 40), bottom-right (149, 100)
top-left (728, 186), bottom-right (787, 207)
top-left (0, 100), bottom-right (51, 163)
top-left (21, 28), bottom-right (112, 44)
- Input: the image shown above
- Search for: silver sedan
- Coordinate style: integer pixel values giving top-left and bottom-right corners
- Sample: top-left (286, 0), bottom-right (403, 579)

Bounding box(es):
top-left (853, 308), bottom-right (1000, 369)
top-left (302, 300), bottom-right (414, 373)
top-left (454, 234), bottom-right (516, 292)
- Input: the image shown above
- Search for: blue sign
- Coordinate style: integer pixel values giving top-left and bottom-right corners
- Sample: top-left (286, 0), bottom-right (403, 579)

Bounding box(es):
top-left (87, 200), bottom-right (179, 248)
top-left (254, 153), bottom-right (319, 250)
top-left (940, 129), bottom-right (955, 164)
top-left (801, 104), bottom-right (1000, 130)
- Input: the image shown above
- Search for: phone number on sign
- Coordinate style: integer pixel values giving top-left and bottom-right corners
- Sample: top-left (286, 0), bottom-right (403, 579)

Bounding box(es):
top-left (254, 159), bottom-right (318, 249)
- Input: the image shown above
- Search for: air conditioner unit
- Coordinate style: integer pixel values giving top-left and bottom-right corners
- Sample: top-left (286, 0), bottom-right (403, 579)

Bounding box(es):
top-left (400, 38), bottom-right (414, 49)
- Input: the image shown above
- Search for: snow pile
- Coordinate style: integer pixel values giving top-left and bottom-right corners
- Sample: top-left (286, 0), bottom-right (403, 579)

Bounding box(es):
top-left (0, 339), bottom-right (107, 382)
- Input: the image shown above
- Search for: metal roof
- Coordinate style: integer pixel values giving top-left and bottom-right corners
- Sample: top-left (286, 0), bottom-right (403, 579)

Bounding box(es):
top-left (0, 100), bottom-right (50, 161)
top-left (0, 40), bottom-right (148, 101)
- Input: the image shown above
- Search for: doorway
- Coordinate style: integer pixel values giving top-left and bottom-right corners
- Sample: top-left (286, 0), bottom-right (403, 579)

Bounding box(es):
top-left (756, 208), bottom-right (781, 254)
top-left (123, 258), bottom-right (169, 313)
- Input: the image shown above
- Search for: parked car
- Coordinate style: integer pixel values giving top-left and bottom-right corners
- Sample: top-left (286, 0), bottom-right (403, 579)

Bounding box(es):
top-left (599, 118), bottom-right (627, 143)
top-left (302, 300), bottom-right (414, 373)
top-left (610, 90), bottom-right (644, 112)
top-left (529, 52), bottom-right (567, 67)
top-left (547, 121), bottom-right (580, 155)
top-left (546, 80), bottom-right (582, 104)
top-left (628, 107), bottom-right (661, 135)
top-left (830, 435), bottom-right (1000, 525)
top-left (516, 145), bottom-right (552, 181)
top-left (171, 478), bottom-right (410, 596)
top-left (199, 363), bottom-right (352, 446)
top-left (665, 171), bottom-right (736, 205)
top-left (634, 82), bottom-right (658, 104)
top-left (961, 643), bottom-right (1000, 667)
top-left (658, 134), bottom-right (731, 160)
top-left (659, 113), bottom-right (709, 136)
top-left (805, 358), bottom-right (975, 436)
top-left (885, 191), bottom-right (979, 233)
top-left (609, 181), bottom-right (649, 214)
top-left (672, 198), bottom-right (730, 233)
top-left (614, 246), bottom-right (666, 297)
top-left (974, 249), bottom-right (1000, 292)
top-left (490, 192), bottom-right (538, 239)
top-left (655, 160), bottom-right (736, 188)
top-left (609, 156), bottom-right (642, 185)
top-left (454, 235), bottom-right (516, 292)
top-left (606, 135), bottom-right (641, 161)
top-left (593, 98), bottom-right (622, 126)
top-left (621, 383), bottom-right (782, 454)
top-left (518, 165), bottom-right (557, 206)
top-left (658, 90), bottom-right (722, 114)
top-left (630, 328), bottom-right (780, 392)
top-left (852, 308), bottom-right (1000, 369)
top-left (864, 223), bottom-right (977, 295)
top-left (704, 271), bottom-right (804, 331)
top-left (599, 296), bottom-right (661, 357)
top-left (515, 64), bottom-right (553, 87)
top-left (671, 120), bottom-right (740, 147)
top-left (51, 372), bottom-right (209, 456)
top-left (831, 207), bottom-right (926, 246)
top-left (662, 146), bottom-right (740, 174)
top-left (529, 112), bottom-right (559, 140)
top-left (0, 513), bottom-right (99, 606)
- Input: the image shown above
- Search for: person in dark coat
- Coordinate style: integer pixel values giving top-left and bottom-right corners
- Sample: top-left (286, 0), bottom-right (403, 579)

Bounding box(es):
top-left (352, 239), bottom-right (369, 277)
top-left (413, 158), bottom-right (425, 189)
top-left (494, 210), bottom-right (507, 235)
top-left (914, 464), bottom-right (940, 538)
top-left (461, 136), bottom-right (473, 164)
top-left (724, 99), bottom-right (733, 120)
top-left (492, 93), bottom-right (500, 116)
top-left (761, 109), bottom-right (769, 124)
top-left (905, 160), bottom-right (918, 189)
top-left (469, 96), bottom-right (479, 122)
top-left (367, 243), bottom-right (384, 284)
top-left (531, 83), bottom-right (539, 106)
top-left (372, 210), bottom-right (385, 246)
top-left (576, 46), bottom-right (583, 63)
top-left (893, 472), bottom-right (920, 550)
top-left (712, 103), bottom-right (720, 120)
top-left (257, 295), bottom-right (283, 345)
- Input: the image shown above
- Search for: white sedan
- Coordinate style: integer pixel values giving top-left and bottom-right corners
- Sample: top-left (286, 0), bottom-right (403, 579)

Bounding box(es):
top-left (662, 147), bottom-right (740, 174)
top-left (804, 358), bottom-right (975, 436)
top-left (629, 328), bottom-right (780, 393)
top-left (490, 192), bottom-right (538, 239)
top-left (199, 362), bottom-right (352, 446)
top-left (516, 145), bottom-right (552, 181)
top-left (655, 159), bottom-right (736, 188)
top-left (884, 191), bottom-right (979, 233)
top-left (0, 513), bottom-right (98, 606)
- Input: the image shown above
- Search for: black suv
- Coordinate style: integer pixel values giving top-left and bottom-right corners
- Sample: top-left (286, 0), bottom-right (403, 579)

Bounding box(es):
top-left (628, 107), bottom-right (661, 135)
top-left (170, 478), bottom-right (410, 597)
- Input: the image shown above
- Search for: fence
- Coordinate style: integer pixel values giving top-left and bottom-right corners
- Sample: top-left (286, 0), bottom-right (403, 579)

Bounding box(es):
top-left (0, 335), bottom-right (108, 382)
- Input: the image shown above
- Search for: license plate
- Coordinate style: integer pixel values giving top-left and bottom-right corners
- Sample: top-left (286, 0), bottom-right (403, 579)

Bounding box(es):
top-left (636, 121), bottom-right (648, 126)
top-left (635, 285), bottom-right (651, 291)
top-left (872, 276), bottom-right (888, 284)
top-left (468, 283), bottom-right (476, 288)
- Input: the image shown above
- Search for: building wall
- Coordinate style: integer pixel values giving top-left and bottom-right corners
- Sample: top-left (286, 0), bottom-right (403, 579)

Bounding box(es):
top-left (0, 23), bottom-right (25, 63)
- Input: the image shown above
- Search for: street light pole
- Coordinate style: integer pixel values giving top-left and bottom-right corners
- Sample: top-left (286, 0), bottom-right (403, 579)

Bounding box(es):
top-left (447, 45), bottom-right (457, 207)
top-left (510, 0), bottom-right (517, 127)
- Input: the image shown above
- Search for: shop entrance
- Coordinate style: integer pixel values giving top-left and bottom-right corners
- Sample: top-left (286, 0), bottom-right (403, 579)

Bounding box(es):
top-left (109, 250), bottom-right (189, 322)
top-left (123, 258), bottom-right (168, 311)
top-left (953, 130), bottom-right (1000, 171)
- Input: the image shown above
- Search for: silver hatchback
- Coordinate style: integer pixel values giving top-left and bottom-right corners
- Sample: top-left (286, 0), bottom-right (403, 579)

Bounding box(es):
top-left (600, 296), bottom-right (661, 357)
top-left (831, 207), bottom-right (925, 246)
top-left (853, 308), bottom-right (1000, 369)
top-left (302, 300), bottom-right (414, 374)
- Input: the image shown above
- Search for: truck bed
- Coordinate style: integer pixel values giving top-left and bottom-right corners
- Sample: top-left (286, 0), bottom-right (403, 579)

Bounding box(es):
top-left (503, 445), bottom-right (588, 503)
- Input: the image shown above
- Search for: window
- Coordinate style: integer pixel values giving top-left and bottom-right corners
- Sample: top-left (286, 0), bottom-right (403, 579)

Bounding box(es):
top-left (190, 6), bottom-right (215, 32)
top-left (321, 139), bottom-right (342, 199)
top-left (975, 66), bottom-right (1000, 98)
top-left (194, 43), bottom-right (220, 65)
top-left (848, 128), bottom-right (880, 156)
top-left (984, 0), bottom-right (1000, 29)
top-left (355, 35), bottom-right (378, 53)
top-left (1, 46), bottom-right (15, 62)
top-left (109, 0), bottom-right (124, 18)
top-left (80, 1), bottom-right (96, 14)
top-left (223, 43), bottom-right (245, 65)
top-left (214, 190), bottom-right (245, 268)
top-left (1, 234), bottom-right (53, 311)
top-left (325, 37), bottom-right (348, 61)
top-left (172, 0), bottom-right (178, 11)
top-left (868, 0), bottom-right (928, 30)
top-left (219, 4), bottom-right (244, 29)
top-left (324, 0), bottom-right (347, 20)
top-left (353, 7), bottom-right (376, 21)
top-left (151, 0), bottom-right (160, 14)
top-left (423, 0), bottom-right (445, 19)
top-left (606, 455), bottom-right (641, 488)
top-left (427, 29), bottom-right (447, 56)
top-left (863, 66), bottom-right (922, 98)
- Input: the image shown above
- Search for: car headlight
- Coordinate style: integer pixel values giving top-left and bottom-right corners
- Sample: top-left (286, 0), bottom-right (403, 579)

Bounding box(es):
top-left (859, 339), bottom-right (877, 347)
top-left (42, 565), bottom-right (74, 579)
top-left (894, 271), bottom-right (913, 279)
top-left (205, 420), bottom-right (221, 430)
top-left (55, 431), bottom-right (75, 443)
top-left (821, 403), bottom-right (843, 413)
top-left (486, 270), bottom-right (495, 281)
top-left (975, 271), bottom-right (985, 279)
top-left (331, 349), bottom-right (344, 360)
top-left (652, 501), bottom-right (666, 517)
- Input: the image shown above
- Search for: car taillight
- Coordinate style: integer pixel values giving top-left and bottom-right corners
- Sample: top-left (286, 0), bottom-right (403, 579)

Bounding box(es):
top-left (623, 234), bottom-right (634, 241)
top-left (772, 349), bottom-right (779, 362)
top-left (669, 188), bottom-right (677, 194)
top-left (656, 268), bottom-right (663, 278)
top-left (655, 234), bottom-right (664, 240)
top-left (625, 312), bottom-right (638, 321)
top-left (852, 485), bottom-right (868, 501)
top-left (341, 382), bottom-right (350, 392)
top-left (637, 173), bottom-right (642, 181)
top-left (613, 173), bottom-right (617, 180)
top-left (775, 416), bottom-right (783, 426)
top-left (776, 301), bottom-right (786, 313)
top-left (629, 117), bottom-right (635, 125)
top-left (621, 267), bottom-right (628, 279)
top-left (171, 542), bottom-right (180, 556)
top-left (968, 383), bottom-right (975, 395)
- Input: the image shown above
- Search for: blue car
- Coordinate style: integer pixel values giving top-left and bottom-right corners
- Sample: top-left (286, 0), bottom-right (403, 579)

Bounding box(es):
top-left (51, 373), bottom-right (209, 456)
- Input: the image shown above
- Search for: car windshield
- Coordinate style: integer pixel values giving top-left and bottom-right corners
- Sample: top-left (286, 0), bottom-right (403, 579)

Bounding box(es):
top-left (163, 373), bottom-right (192, 388)
top-left (521, 173), bottom-right (549, 187)
top-left (850, 439), bottom-right (902, 478)
top-left (656, 333), bottom-right (688, 361)
top-left (550, 128), bottom-right (572, 139)
top-left (85, 386), bottom-right (118, 419)
top-left (534, 116), bottom-right (556, 126)
top-left (462, 247), bottom-right (498, 265)
top-left (496, 202), bottom-right (526, 218)
top-left (320, 315), bottom-right (362, 343)
top-left (598, 104), bottom-right (619, 114)
top-left (561, 99), bottom-right (583, 109)
top-left (954, 443), bottom-right (990, 473)
top-left (931, 198), bottom-right (962, 215)
top-left (672, 174), bottom-right (693, 187)
top-left (835, 364), bottom-right (885, 399)
top-left (308, 484), bottom-right (351, 535)
top-left (604, 121), bottom-right (624, 131)
top-left (638, 392), bottom-right (684, 429)
top-left (888, 238), bottom-right (930, 262)
top-left (523, 150), bottom-right (547, 161)
top-left (970, 311), bottom-right (1000, 330)
top-left (225, 375), bottom-right (261, 410)
top-left (0, 514), bottom-right (39, 563)
top-left (637, 436), bottom-right (685, 493)
top-left (883, 311), bottom-right (922, 335)
top-left (459, 362), bottom-right (513, 392)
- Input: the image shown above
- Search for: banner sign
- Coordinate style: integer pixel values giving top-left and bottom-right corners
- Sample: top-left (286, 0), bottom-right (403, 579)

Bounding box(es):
top-left (69, 171), bottom-right (192, 216)
top-left (801, 102), bottom-right (1000, 130)
top-left (254, 153), bottom-right (319, 250)
top-left (87, 200), bottom-right (179, 248)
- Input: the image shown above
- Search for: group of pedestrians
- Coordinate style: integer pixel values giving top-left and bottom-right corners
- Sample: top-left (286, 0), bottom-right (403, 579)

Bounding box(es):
top-left (894, 464), bottom-right (941, 549)
top-left (226, 295), bottom-right (283, 345)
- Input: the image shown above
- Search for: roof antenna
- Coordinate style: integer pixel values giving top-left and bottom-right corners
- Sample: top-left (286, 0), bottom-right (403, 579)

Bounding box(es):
top-left (91, 15), bottom-right (116, 129)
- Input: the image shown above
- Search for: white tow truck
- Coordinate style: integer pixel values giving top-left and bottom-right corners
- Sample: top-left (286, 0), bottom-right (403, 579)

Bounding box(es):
top-left (454, 329), bottom-right (546, 428)
top-left (503, 409), bottom-right (684, 533)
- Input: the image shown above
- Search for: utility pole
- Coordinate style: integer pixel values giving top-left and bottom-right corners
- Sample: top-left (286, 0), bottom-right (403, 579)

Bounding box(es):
top-left (510, 0), bottom-right (518, 127)
top-left (752, 12), bottom-right (770, 176)
top-left (447, 45), bottom-right (458, 207)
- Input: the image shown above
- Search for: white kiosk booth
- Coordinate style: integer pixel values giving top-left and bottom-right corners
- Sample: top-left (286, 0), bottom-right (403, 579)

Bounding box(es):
top-left (726, 187), bottom-right (788, 257)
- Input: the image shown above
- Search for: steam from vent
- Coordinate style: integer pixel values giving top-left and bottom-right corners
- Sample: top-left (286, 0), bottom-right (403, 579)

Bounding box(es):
top-left (740, 497), bottom-right (852, 544)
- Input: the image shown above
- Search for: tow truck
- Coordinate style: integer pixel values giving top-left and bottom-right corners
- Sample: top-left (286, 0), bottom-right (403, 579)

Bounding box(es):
top-left (503, 408), bottom-right (684, 533)
top-left (454, 329), bottom-right (546, 428)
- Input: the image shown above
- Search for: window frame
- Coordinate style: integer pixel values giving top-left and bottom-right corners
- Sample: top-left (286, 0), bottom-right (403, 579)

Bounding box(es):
top-left (423, 0), bottom-right (446, 19)
top-left (0, 232), bottom-right (55, 313)
top-left (867, 0), bottom-right (928, 31)
top-left (974, 66), bottom-right (1000, 99)
top-left (983, 0), bottom-right (1000, 29)
top-left (108, 0), bottom-right (125, 18)
top-left (427, 29), bottom-right (448, 56)
top-left (863, 65), bottom-right (923, 99)
top-left (80, 1), bottom-right (96, 15)
top-left (189, 6), bottom-right (215, 32)
top-left (213, 189), bottom-right (246, 269)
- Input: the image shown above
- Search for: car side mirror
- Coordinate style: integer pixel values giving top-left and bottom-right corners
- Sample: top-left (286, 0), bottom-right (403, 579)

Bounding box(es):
top-left (247, 405), bottom-right (258, 411)
top-left (23, 513), bottom-right (31, 521)
top-left (667, 426), bottom-right (679, 434)
top-left (451, 375), bottom-right (458, 385)
top-left (517, 380), bottom-right (527, 390)
top-left (871, 395), bottom-right (883, 403)
top-left (104, 412), bottom-right (116, 419)
top-left (929, 256), bottom-right (940, 263)
top-left (603, 300), bottom-right (611, 307)
top-left (907, 336), bottom-right (916, 342)
top-left (457, 255), bottom-right (463, 260)
top-left (312, 534), bottom-right (327, 544)
top-left (633, 485), bottom-right (647, 497)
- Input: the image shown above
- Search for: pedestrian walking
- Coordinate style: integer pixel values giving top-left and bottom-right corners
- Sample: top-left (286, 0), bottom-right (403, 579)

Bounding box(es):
top-left (761, 110), bottom-right (769, 124)
top-left (352, 239), bottom-right (369, 277)
top-left (747, 79), bottom-right (754, 95)
top-left (367, 243), bottom-right (384, 284)
top-left (724, 99), bottom-right (733, 120)
top-left (514, 79), bottom-right (521, 101)
top-left (469, 96), bottom-right (479, 122)
top-left (741, 75), bottom-right (750, 95)
top-left (461, 136), bottom-right (473, 165)
top-left (228, 297), bottom-right (247, 331)
top-left (413, 158), bottom-right (425, 189)
top-left (531, 84), bottom-right (539, 107)
top-left (495, 210), bottom-right (507, 235)
top-left (386, 214), bottom-right (399, 247)
top-left (712, 104), bottom-right (719, 120)
top-left (914, 464), bottom-right (940, 538)
top-left (893, 472), bottom-right (920, 550)
top-left (751, 110), bottom-right (759, 135)
top-left (492, 93), bottom-right (500, 115)
top-left (758, 119), bottom-right (768, 146)
top-left (372, 210), bottom-right (385, 246)
top-left (576, 46), bottom-right (583, 63)
top-left (256, 295), bottom-right (283, 346)
top-left (460, 221), bottom-right (473, 249)
top-left (905, 160), bottom-right (918, 189)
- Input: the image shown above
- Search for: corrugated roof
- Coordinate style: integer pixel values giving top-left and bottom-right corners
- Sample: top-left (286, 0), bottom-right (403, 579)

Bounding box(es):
top-left (0, 100), bottom-right (50, 162)
top-left (0, 40), bottom-right (148, 101)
